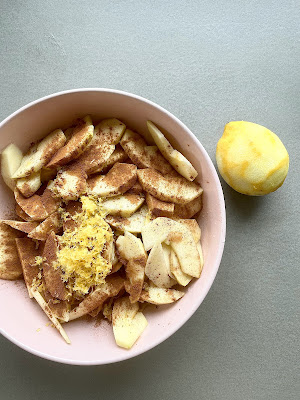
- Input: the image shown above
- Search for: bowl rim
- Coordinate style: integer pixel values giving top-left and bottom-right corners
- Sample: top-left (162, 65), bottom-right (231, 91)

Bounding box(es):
top-left (0, 88), bottom-right (226, 365)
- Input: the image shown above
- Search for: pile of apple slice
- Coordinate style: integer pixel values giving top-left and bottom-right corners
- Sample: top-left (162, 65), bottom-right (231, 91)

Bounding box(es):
top-left (0, 116), bottom-right (204, 350)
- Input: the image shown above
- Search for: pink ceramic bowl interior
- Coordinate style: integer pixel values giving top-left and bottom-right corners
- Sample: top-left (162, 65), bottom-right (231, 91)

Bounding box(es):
top-left (0, 89), bottom-right (226, 365)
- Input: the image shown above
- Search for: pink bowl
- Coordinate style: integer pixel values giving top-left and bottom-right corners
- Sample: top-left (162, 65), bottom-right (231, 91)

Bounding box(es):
top-left (0, 89), bottom-right (226, 365)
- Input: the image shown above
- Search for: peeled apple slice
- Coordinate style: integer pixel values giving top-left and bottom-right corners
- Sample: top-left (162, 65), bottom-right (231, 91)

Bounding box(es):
top-left (1, 143), bottom-right (23, 190)
top-left (169, 250), bottom-right (193, 286)
top-left (141, 217), bottom-right (201, 278)
top-left (145, 242), bottom-right (175, 288)
top-left (147, 121), bottom-right (198, 181)
top-left (112, 297), bottom-right (147, 349)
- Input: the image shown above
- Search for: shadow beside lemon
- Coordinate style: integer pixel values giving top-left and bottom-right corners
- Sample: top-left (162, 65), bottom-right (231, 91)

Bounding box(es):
top-left (216, 121), bottom-right (289, 196)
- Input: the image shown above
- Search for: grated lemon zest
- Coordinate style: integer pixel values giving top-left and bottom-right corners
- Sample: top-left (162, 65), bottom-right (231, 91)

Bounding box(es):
top-left (55, 195), bottom-right (113, 295)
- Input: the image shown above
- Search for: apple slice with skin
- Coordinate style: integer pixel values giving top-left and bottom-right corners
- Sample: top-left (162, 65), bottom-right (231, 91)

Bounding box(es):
top-left (147, 121), bottom-right (198, 181)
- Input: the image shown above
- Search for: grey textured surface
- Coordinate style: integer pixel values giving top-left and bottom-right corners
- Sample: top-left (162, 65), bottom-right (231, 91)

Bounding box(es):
top-left (0, 1), bottom-right (299, 399)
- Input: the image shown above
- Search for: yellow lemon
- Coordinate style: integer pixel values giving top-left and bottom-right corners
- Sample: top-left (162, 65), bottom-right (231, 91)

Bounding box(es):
top-left (216, 121), bottom-right (289, 196)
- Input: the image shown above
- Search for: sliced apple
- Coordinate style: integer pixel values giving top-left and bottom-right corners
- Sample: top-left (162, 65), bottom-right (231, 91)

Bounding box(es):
top-left (146, 193), bottom-right (174, 217)
top-left (0, 224), bottom-right (23, 280)
top-left (116, 231), bottom-right (147, 263)
top-left (173, 194), bottom-right (202, 219)
top-left (168, 230), bottom-right (201, 278)
top-left (95, 144), bottom-right (127, 174)
top-left (13, 129), bottom-right (66, 178)
top-left (94, 118), bottom-right (126, 145)
top-left (40, 187), bottom-right (62, 216)
top-left (28, 211), bottom-right (61, 241)
top-left (112, 295), bottom-right (139, 324)
top-left (139, 284), bottom-right (184, 305)
top-left (42, 232), bottom-right (68, 300)
top-left (119, 129), bottom-right (148, 167)
top-left (42, 287), bottom-right (70, 322)
top-left (116, 232), bottom-right (146, 302)
top-left (1, 220), bottom-right (37, 235)
top-left (40, 167), bottom-right (57, 183)
top-left (141, 217), bottom-right (201, 278)
top-left (51, 164), bottom-right (87, 201)
top-left (176, 218), bottom-right (201, 243)
top-left (102, 299), bottom-right (114, 321)
top-left (68, 275), bottom-right (124, 321)
top-left (88, 163), bottom-right (137, 197)
top-left (197, 241), bottom-right (204, 273)
top-left (16, 171), bottom-right (42, 198)
top-left (112, 296), bottom-right (147, 349)
top-left (120, 129), bottom-right (173, 174)
top-left (126, 180), bottom-right (143, 195)
top-left (144, 146), bottom-right (174, 174)
top-left (15, 237), bottom-right (40, 297)
top-left (111, 241), bottom-right (118, 266)
top-left (102, 194), bottom-right (144, 217)
top-left (1, 143), bottom-right (23, 190)
top-left (14, 189), bottom-right (48, 221)
top-left (124, 258), bottom-right (146, 303)
top-left (137, 168), bottom-right (203, 204)
top-left (169, 250), bottom-right (193, 287)
top-left (15, 204), bottom-right (32, 221)
top-left (147, 121), bottom-right (198, 181)
top-left (32, 289), bottom-right (70, 344)
top-left (123, 230), bottom-right (147, 260)
top-left (145, 242), bottom-right (175, 288)
top-left (106, 204), bottom-right (148, 234)
top-left (101, 230), bottom-right (114, 264)
top-left (110, 261), bottom-right (123, 274)
top-left (62, 200), bottom-right (82, 232)
top-left (73, 141), bottom-right (115, 175)
top-left (46, 116), bottom-right (94, 168)
top-left (141, 217), bottom-right (179, 250)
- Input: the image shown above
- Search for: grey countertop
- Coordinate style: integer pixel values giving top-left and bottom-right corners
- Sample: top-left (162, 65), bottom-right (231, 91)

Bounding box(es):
top-left (0, 1), bottom-right (299, 399)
